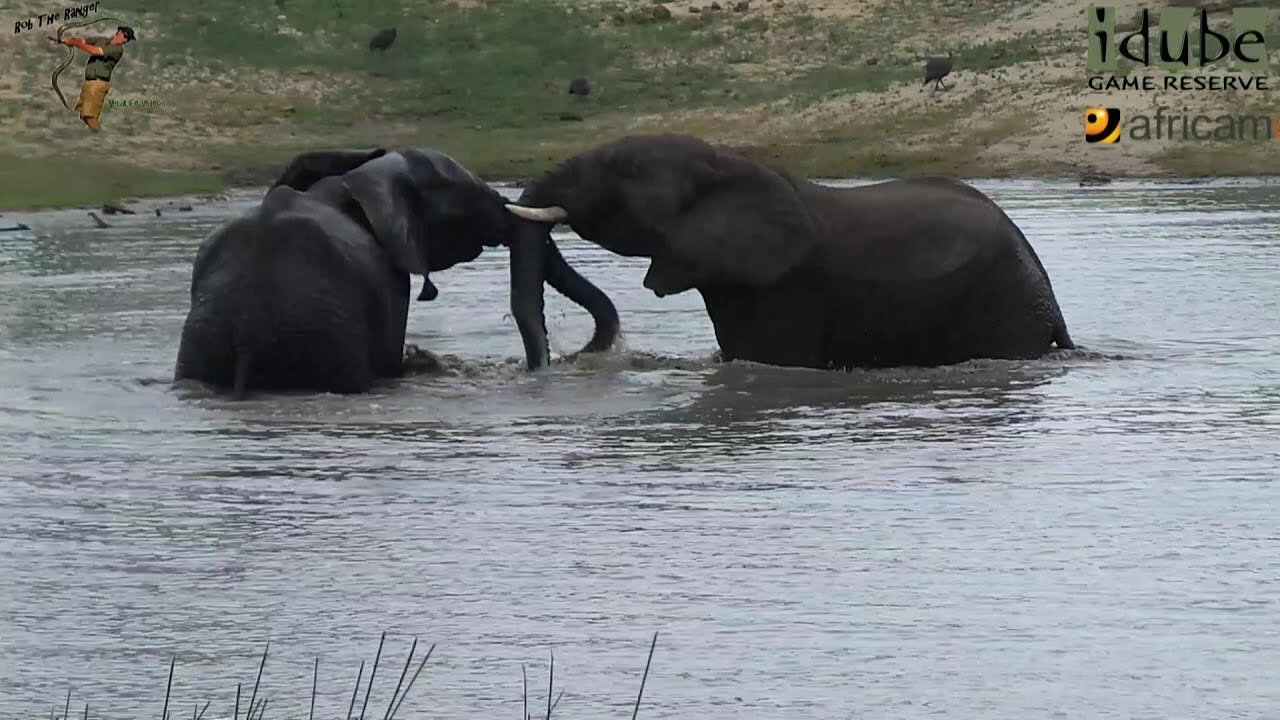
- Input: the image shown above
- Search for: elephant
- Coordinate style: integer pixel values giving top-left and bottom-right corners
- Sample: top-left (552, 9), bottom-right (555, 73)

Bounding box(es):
top-left (174, 146), bottom-right (621, 396)
top-left (502, 133), bottom-right (1075, 370)
top-left (270, 148), bottom-right (447, 301)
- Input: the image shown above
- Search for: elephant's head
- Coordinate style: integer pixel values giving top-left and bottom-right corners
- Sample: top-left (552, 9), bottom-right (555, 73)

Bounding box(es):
top-left (504, 134), bottom-right (818, 298)
top-left (274, 147), bottom-right (498, 279)
top-left (270, 146), bottom-right (621, 371)
top-left (272, 147), bottom-right (389, 193)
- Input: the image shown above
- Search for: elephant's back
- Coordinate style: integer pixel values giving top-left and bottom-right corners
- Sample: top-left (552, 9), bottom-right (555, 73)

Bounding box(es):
top-left (812, 178), bottom-right (1020, 285)
top-left (259, 191), bottom-right (392, 278)
top-left (188, 192), bottom-right (394, 325)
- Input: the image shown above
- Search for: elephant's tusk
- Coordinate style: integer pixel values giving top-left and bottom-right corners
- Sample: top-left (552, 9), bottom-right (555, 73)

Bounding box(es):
top-left (505, 203), bottom-right (568, 224)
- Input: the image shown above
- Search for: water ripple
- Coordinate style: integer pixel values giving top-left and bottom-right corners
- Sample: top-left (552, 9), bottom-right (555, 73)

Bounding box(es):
top-left (1, 180), bottom-right (1279, 720)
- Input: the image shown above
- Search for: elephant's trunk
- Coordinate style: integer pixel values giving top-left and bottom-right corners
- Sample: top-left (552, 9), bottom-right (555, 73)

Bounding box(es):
top-left (508, 220), bottom-right (620, 370)
top-left (509, 220), bottom-right (550, 370)
top-left (544, 234), bottom-right (620, 354)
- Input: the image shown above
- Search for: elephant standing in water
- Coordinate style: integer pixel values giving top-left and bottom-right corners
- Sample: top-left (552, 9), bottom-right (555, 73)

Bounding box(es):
top-left (503, 133), bottom-right (1074, 370)
top-left (174, 147), bottom-right (620, 396)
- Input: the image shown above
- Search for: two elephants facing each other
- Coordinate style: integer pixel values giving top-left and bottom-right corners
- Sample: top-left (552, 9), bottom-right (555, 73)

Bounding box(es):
top-left (504, 133), bottom-right (1075, 371)
top-left (175, 133), bottom-right (1078, 397)
top-left (173, 147), bottom-right (621, 397)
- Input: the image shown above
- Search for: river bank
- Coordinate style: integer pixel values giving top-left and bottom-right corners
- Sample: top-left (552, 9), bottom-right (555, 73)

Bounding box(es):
top-left (3, 0), bottom-right (1279, 210)
top-left (4, 134), bottom-right (1276, 213)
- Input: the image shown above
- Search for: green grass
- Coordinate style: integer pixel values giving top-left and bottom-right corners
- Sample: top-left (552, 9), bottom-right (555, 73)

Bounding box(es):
top-left (1156, 143), bottom-right (1280, 177)
top-left (0, 0), bottom-right (1118, 209)
top-left (881, 0), bottom-right (1034, 25)
top-left (1153, 94), bottom-right (1280, 177)
top-left (116, 0), bottom-right (749, 126)
top-left (197, 121), bottom-right (609, 185)
top-left (0, 153), bottom-right (223, 210)
top-left (99, 0), bottom-right (1064, 128)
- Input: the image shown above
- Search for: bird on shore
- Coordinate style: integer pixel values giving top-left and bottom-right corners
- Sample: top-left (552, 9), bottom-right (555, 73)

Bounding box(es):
top-left (368, 27), bottom-right (397, 52)
top-left (923, 50), bottom-right (953, 92)
top-left (568, 76), bottom-right (590, 98)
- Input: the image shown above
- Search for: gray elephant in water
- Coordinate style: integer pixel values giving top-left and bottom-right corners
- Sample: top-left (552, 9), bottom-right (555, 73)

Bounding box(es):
top-left (174, 146), bottom-right (620, 396)
top-left (502, 133), bottom-right (1075, 370)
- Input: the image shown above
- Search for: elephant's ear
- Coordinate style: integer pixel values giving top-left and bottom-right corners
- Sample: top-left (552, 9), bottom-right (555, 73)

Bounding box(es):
top-left (341, 153), bottom-right (431, 276)
top-left (272, 148), bottom-right (388, 192)
top-left (658, 161), bottom-right (817, 288)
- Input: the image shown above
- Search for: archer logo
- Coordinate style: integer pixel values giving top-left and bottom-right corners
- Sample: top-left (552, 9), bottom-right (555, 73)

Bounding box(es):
top-left (1085, 107), bottom-right (1121, 143)
top-left (46, 14), bottom-right (137, 131)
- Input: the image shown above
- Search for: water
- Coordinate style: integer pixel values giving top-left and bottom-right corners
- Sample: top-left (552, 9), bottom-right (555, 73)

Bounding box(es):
top-left (1, 179), bottom-right (1278, 720)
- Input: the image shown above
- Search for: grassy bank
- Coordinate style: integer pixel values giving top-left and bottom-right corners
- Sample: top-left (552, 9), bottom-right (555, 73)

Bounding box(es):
top-left (3, 0), bottom-right (1279, 210)
top-left (0, 153), bottom-right (222, 210)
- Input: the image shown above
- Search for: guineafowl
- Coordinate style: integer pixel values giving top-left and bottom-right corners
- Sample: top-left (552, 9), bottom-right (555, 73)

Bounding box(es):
top-left (368, 27), bottom-right (397, 51)
top-left (923, 50), bottom-right (953, 91)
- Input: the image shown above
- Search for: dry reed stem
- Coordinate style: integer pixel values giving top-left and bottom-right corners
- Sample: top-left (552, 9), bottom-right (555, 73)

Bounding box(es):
top-left (40, 630), bottom-right (656, 720)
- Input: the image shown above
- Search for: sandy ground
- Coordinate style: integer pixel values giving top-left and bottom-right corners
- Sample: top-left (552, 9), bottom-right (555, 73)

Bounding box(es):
top-left (620, 0), bottom-right (1280, 178)
top-left (3, 0), bottom-right (1279, 182)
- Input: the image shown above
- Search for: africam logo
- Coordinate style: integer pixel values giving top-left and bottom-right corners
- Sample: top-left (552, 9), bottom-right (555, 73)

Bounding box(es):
top-left (1085, 107), bottom-right (1122, 143)
top-left (1085, 105), bottom-right (1280, 143)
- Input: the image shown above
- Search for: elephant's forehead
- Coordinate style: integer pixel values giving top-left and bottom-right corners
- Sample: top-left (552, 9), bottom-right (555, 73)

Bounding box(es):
top-left (401, 147), bottom-right (481, 185)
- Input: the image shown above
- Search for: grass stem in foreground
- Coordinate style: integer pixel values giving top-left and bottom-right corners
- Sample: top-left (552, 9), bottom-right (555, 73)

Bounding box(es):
top-left (245, 643), bottom-right (269, 720)
top-left (346, 660), bottom-right (365, 720)
top-left (632, 632), bottom-right (659, 720)
top-left (387, 643), bottom-right (435, 720)
top-left (545, 650), bottom-right (553, 720)
top-left (359, 631), bottom-right (387, 720)
top-left (383, 637), bottom-right (418, 720)
top-left (162, 655), bottom-right (175, 720)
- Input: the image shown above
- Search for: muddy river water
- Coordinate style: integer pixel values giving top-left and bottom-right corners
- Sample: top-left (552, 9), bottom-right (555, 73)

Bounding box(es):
top-left (1, 179), bottom-right (1278, 719)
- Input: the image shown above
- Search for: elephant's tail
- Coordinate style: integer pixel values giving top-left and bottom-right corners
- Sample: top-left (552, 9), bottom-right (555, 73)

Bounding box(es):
top-left (232, 350), bottom-right (252, 400)
top-left (1005, 216), bottom-right (1076, 351)
top-left (230, 298), bottom-right (269, 399)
